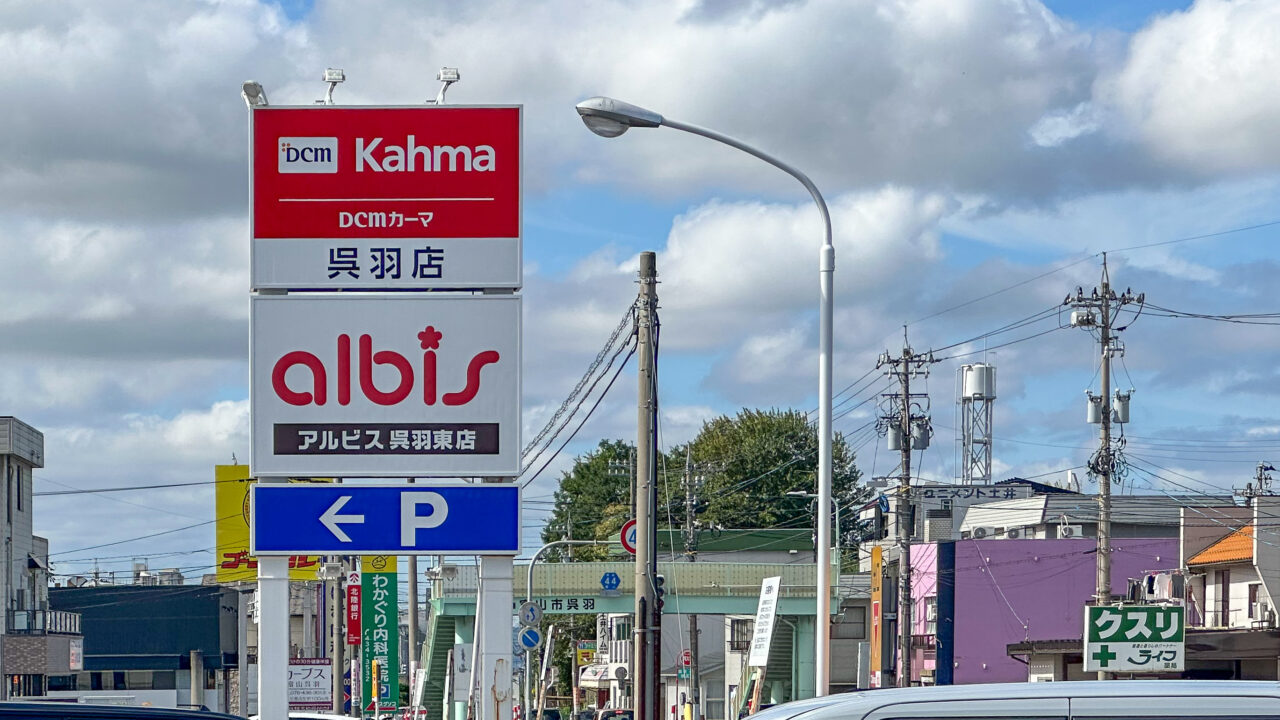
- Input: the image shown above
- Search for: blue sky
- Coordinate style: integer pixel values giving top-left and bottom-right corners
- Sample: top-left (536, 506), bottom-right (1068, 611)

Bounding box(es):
top-left (1, 0), bottom-right (1279, 575)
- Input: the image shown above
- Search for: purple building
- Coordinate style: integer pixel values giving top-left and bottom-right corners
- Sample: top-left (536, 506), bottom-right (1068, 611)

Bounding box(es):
top-left (908, 538), bottom-right (1178, 684)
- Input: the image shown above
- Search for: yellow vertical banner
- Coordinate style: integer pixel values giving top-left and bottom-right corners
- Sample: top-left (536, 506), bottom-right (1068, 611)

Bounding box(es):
top-left (214, 465), bottom-right (329, 582)
top-left (869, 545), bottom-right (883, 688)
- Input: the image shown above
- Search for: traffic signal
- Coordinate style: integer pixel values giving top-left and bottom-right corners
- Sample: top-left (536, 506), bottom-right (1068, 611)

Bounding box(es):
top-left (655, 574), bottom-right (666, 611)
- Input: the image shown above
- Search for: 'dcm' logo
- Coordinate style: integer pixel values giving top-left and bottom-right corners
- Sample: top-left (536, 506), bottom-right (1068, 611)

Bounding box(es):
top-left (278, 136), bottom-right (338, 173)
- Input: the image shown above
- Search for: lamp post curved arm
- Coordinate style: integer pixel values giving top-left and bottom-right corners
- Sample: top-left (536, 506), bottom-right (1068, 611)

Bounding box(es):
top-left (576, 95), bottom-right (836, 696)
top-left (523, 539), bottom-right (614, 719)
top-left (658, 117), bottom-right (833, 252)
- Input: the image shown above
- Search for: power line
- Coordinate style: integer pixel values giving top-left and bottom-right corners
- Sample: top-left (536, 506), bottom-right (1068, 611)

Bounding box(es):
top-left (1106, 218), bottom-right (1280, 253)
top-left (908, 254), bottom-right (1098, 326)
top-left (520, 346), bottom-right (637, 489)
top-left (521, 301), bottom-right (636, 470)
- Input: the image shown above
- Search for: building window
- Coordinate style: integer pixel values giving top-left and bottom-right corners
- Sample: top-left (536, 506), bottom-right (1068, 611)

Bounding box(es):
top-left (153, 671), bottom-right (176, 690)
top-left (1250, 583), bottom-right (1261, 619)
top-left (16, 469), bottom-right (21, 512)
top-left (612, 619), bottom-right (631, 641)
top-left (47, 675), bottom-right (76, 692)
top-left (729, 618), bottom-right (754, 653)
top-left (924, 596), bottom-right (938, 635)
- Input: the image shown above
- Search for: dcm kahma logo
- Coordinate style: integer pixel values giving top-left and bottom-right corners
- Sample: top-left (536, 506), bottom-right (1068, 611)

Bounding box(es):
top-left (278, 136), bottom-right (338, 173)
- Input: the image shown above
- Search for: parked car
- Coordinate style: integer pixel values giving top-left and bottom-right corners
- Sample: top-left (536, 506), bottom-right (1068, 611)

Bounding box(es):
top-left (535, 709), bottom-right (563, 720)
top-left (596, 710), bottom-right (633, 720)
top-left (0, 702), bottom-right (242, 720)
top-left (747, 680), bottom-right (1280, 720)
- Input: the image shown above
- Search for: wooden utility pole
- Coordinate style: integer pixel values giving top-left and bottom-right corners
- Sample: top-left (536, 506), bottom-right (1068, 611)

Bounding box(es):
top-left (634, 252), bottom-right (660, 720)
top-left (877, 332), bottom-right (934, 688)
top-left (1064, 253), bottom-right (1143, 681)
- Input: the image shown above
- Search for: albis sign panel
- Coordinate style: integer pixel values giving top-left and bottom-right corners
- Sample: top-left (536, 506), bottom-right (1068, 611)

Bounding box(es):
top-left (250, 293), bottom-right (521, 477)
top-left (251, 106), bottom-right (521, 289)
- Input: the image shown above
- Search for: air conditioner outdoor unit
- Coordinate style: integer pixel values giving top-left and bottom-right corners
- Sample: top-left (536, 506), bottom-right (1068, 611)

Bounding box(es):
top-left (971, 526), bottom-right (999, 540)
top-left (1006, 528), bottom-right (1024, 539)
top-left (1060, 525), bottom-right (1084, 538)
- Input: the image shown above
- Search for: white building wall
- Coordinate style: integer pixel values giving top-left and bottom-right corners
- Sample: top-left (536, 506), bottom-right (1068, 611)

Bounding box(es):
top-left (1201, 563), bottom-right (1259, 628)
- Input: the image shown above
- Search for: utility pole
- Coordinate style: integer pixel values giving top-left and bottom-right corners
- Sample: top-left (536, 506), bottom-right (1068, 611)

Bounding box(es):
top-left (634, 252), bottom-right (660, 720)
top-left (1064, 253), bottom-right (1142, 680)
top-left (877, 331), bottom-right (934, 688)
top-left (683, 450), bottom-right (701, 720)
top-left (1236, 463), bottom-right (1275, 501)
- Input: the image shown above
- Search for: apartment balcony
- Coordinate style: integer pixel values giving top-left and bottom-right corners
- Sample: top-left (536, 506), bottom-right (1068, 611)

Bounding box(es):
top-left (8, 609), bottom-right (81, 635)
top-left (596, 639), bottom-right (632, 665)
top-left (3, 610), bottom-right (82, 677)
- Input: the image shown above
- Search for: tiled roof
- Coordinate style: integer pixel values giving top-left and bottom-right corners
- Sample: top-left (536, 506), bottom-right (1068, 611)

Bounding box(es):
top-left (1188, 524), bottom-right (1254, 566)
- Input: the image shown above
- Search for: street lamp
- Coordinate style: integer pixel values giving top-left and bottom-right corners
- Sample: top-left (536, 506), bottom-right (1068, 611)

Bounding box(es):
top-left (575, 96), bottom-right (835, 695)
top-left (786, 490), bottom-right (843, 551)
top-left (241, 80), bottom-right (268, 108)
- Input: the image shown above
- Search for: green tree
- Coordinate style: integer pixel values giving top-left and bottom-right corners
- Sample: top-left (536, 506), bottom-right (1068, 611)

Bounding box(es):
top-left (540, 439), bottom-right (635, 562)
top-left (679, 408), bottom-right (866, 564)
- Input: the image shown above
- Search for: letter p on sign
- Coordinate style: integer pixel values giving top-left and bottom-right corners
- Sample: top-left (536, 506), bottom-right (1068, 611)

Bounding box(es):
top-left (401, 491), bottom-right (449, 545)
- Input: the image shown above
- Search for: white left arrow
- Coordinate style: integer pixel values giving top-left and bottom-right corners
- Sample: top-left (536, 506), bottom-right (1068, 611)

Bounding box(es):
top-left (320, 495), bottom-right (365, 542)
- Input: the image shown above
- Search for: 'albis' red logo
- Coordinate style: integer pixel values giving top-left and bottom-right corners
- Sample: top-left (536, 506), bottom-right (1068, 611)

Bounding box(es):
top-left (271, 325), bottom-right (500, 407)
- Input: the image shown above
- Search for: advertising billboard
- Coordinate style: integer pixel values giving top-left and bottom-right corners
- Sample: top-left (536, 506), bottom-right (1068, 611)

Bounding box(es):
top-left (213, 464), bottom-right (330, 582)
top-left (250, 294), bottom-right (521, 477)
top-left (250, 106), bottom-right (521, 289)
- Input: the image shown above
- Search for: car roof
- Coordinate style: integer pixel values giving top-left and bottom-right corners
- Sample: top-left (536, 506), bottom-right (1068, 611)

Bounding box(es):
top-left (0, 702), bottom-right (242, 719)
top-left (757, 681), bottom-right (1280, 719)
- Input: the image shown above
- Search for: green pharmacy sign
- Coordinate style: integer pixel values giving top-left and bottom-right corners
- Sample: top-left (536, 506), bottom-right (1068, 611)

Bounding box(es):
top-left (1084, 605), bottom-right (1184, 673)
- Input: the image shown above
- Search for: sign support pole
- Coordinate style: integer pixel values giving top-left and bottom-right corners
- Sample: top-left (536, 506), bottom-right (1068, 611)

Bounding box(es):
top-left (478, 555), bottom-right (514, 720)
top-left (258, 553), bottom-right (291, 720)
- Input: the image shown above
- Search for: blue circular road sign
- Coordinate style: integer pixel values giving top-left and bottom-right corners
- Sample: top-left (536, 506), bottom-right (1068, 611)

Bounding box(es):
top-left (517, 626), bottom-right (543, 652)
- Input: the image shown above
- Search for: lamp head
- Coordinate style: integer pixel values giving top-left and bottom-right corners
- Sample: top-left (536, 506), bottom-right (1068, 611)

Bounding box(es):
top-left (241, 81), bottom-right (268, 107)
top-left (575, 96), bottom-right (663, 138)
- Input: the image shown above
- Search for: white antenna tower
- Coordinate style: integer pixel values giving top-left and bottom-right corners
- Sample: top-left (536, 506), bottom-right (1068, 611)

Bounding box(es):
top-left (958, 362), bottom-right (996, 484)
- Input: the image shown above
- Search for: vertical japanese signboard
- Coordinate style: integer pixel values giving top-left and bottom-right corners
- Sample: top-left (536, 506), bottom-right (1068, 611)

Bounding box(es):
top-left (346, 569), bottom-right (362, 645)
top-left (250, 106), bottom-right (521, 290)
top-left (747, 577), bottom-right (781, 667)
top-left (869, 546), bottom-right (883, 688)
top-left (361, 555), bottom-right (399, 715)
top-left (1084, 605), bottom-right (1184, 673)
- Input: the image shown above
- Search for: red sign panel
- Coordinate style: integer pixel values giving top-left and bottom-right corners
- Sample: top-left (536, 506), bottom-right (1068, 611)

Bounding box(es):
top-left (252, 106), bottom-right (520, 239)
top-left (346, 584), bottom-right (362, 645)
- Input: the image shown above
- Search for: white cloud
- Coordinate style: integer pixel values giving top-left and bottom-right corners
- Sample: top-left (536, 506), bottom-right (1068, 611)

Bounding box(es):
top-left (1029, 101), bottom-right (1103, 147)
top-left (1098, 0), bottom-right (1280, 176)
